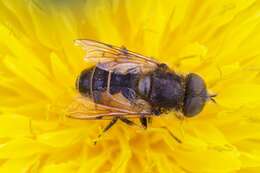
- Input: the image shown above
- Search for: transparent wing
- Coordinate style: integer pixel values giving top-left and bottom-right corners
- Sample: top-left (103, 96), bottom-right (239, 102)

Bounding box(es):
top-left (75, 39), bottom-right (160, 74)
top-left (66, 93), bottom-right (153, 120)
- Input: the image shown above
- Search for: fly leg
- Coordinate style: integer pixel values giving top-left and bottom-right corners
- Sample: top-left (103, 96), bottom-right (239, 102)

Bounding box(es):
top-left (158, 126), bottom-right (182, 144)
top-left (94, 117), bottom-right (118, 145)
top-left (119, 117), bottom-right (136, 126)
top-left (175, 112), bottom-right (186, 141)
top-left (119, 117), bottom-right (143, 129)
top-left (139, 117), bottom-right (152, 129)
top-left (140, 117), bottom-right (182, 143)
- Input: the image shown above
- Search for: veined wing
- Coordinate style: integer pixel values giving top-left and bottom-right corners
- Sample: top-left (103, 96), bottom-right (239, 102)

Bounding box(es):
top-left (75, 39), bottom-right (160, 74)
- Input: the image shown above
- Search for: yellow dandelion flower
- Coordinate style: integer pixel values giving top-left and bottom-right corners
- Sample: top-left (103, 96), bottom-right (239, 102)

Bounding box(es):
top-left (0, 0), bottom-right (260, 172)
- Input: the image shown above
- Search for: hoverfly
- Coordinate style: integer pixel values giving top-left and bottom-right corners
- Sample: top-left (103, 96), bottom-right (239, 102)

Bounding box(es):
top-left (67, 39), bottom-right (216, 143)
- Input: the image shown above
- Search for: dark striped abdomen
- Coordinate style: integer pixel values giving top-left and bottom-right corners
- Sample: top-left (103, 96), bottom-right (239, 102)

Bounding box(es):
top-left (76, 67), bottom-right (138, 97)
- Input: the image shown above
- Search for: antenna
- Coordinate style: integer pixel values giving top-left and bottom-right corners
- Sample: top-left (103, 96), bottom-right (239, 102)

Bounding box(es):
top-left (208, 93), bottom-right (217, 104)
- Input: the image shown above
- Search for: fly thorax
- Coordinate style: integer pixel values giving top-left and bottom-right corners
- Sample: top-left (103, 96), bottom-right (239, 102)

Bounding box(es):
top-left (150, 70), bottom-right (184, 109)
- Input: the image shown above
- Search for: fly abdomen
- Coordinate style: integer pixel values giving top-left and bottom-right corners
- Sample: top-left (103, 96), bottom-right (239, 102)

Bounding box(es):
top-left (76, 68), bottom-right (93, 95)
top-left (76, 67), bottom-right (108, 96)
top-left (76, 67), bottom-right (138, 97)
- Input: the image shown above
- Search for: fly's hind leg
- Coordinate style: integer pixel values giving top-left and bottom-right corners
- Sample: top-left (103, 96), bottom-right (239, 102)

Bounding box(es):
top-left (119, 117), bottom-right (136, 126)
top-left (119, 117), bottom-right (143, 129)
top-left (139, 117), bottom-right (152, 129)
top-left (94, 117), bottom-right (118, 145)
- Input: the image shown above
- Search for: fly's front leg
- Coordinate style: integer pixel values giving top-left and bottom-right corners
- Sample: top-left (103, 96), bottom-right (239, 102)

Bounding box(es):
top-left (140, 117), bottom-right (182, 143)
top-left (158, 126), bottom-right (182, 144)
top-left (94, 117), bottom-right (118, 145)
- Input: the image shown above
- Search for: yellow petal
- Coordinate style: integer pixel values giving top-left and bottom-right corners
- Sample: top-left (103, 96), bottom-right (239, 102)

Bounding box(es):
top-left (188, 122), bottom-right (229, 145)
top-left (217, 84), bottom-right (260, 109)
top-left (37, 128), bottom-right (86, 147)
top-left (235, 140), bottom-right (260, 169)
top-left (50, 52), bottom-right (74, 89)
top-left (175, 147), bottom-right (241, 173)
top-left (0, 156), bottom-right (38, 173)
top-left (0, 114), bottom-right (32, 138)
top-left (0, 138), bottom-right (50, 159)
top-left (41, 161), bottom-right (78, 173)
top-left (3, 55), bottom-right (59, 100)
top-left (218, 120), bottom-right (260, 143)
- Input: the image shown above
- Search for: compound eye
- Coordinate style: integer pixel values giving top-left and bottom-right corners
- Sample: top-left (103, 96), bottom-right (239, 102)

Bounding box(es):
top-left (183, 96), bottom-right (205, 117)
top-left (186, 73), bottom-right (207, 95)
top-left (183, 73), bottom-right (207, 117)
